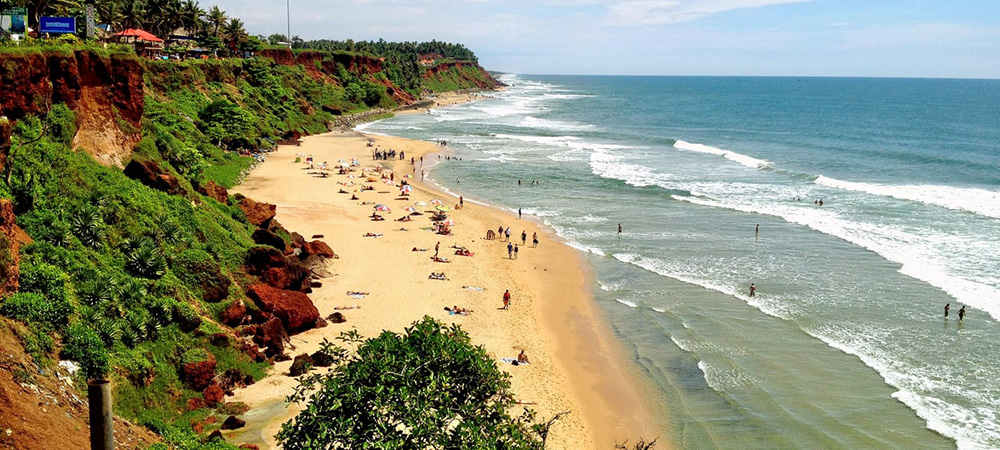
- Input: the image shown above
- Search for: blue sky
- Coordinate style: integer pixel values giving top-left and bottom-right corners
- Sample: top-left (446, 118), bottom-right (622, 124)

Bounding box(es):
top-left (204, 0), bottom-right (1000, 78)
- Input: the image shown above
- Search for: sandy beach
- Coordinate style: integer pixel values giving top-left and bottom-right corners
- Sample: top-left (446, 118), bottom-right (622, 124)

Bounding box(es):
top-left (227, 104), bottom-right (662, 449)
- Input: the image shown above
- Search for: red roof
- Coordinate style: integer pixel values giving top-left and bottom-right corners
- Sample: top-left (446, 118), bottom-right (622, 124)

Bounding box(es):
top-left (115, 28), bottom-right (163, 43)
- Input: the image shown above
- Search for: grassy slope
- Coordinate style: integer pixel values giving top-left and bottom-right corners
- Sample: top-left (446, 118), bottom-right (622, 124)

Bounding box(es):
top-left (0, 46), bottom-right (495, 449)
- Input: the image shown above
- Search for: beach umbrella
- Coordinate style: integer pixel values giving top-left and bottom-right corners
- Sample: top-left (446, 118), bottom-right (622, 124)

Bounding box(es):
top-left (400, 185), bottom-right (413, 193)
top-left (346, 174), bottom-right (355, 178)
top-left (338, 159), bottom-right (347, 163)
top-left (375, 204), bottom-right (390, 212)
top-left (435, 205), bottom-right (451, 212)
top-left (430, 199), bottom-right (443, 205)
top-left (414, 201), bottom-right (428, 206)
top-left (404, 206), bottom-right (417, 212)
top-left (383, 179), bottom-right (395, 185)
top-left (442, 219), bottom-right (456, 226)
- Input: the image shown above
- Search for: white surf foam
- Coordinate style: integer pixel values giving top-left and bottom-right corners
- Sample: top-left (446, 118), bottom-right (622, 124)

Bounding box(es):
top-left (815, 176), bottom-right (1000, 220)
top-left (520, 116), bottom-right (594, 131)
top-left (674, 140), bottom-right (771, 169)
top-left (616, 299), bottom-right (639, 308)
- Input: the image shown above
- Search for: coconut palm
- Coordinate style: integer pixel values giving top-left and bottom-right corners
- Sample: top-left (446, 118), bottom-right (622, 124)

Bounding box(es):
top-left (205, 5), bottom-right (226, 38)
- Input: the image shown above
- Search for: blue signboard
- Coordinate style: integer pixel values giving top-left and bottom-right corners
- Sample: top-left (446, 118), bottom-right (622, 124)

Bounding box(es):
top-left (40, 16), bottom-right (76, 34)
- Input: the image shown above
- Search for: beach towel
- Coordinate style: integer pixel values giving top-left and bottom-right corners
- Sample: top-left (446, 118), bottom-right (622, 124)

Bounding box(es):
top-left (463, 286), bottom-right (485, 291)
top-left (500, 358), bottom-right (530, 366)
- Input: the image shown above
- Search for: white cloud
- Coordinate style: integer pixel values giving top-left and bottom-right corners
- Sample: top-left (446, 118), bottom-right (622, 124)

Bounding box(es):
top-left (606, 0), bottom-right (812, 26)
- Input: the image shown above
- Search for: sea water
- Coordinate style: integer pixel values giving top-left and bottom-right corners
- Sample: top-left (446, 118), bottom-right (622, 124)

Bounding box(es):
top-left (359, 75), bottom-right (1000, 449)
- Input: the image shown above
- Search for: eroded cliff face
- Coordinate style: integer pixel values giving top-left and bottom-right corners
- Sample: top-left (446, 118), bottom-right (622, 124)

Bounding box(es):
top-left (0, 50), bottom-right (144, 167)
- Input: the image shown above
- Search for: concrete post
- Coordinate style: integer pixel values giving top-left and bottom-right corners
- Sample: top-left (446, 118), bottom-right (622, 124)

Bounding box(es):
top-left (88, 379), bottom-right (114, 450)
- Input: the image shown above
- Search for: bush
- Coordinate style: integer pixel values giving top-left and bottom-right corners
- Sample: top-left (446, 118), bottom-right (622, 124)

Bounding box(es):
top-left (278, 317), bottom-right (546, 449)
top-left (198, 99), bottom-right (259, 150)
top-left (62, 322), bottom-right (109, 380)
top-left (124, 237), bottom-right (167, 279)
top-left (6, 259), bottom-right (74, 327)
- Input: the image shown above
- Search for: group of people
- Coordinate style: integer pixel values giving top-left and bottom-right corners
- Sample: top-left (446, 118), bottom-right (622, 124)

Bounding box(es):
top-left (944, 303), bottom-right (967, 321)
top-left (372, 149), bottom-right (403, 160)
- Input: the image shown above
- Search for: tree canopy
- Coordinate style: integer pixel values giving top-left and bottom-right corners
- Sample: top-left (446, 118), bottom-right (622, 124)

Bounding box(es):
top-left (278, 317), bottom-right (551, 449)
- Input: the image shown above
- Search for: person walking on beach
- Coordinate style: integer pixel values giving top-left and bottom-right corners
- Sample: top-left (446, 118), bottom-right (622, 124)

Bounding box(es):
top-left (508, 242), bottom-right (513, 259)
top-left (749, 283), bottom-right (756, 297)
top-left (460, 196), bottom-right (464, 207)
top-left (958, 305), bottom-right (966, 321)
top-left (502, 290), bottom-right (511, 310)
top-left (435, 241), bottom-right (440, 257)
top-left (532, 232), bottom-right (538, 248)
top-left (505, 227), bottom-right (511, 242)
top-left (618, 223), bottom-right (622, 234)
top-left (514, 244), bottom-right (519, 259)
top-left (521, 230), bottom-right (527, 245)
top-left (518, 208), bottom-right (522, 219)
top-left (945, 303), bottom-right (950, 318)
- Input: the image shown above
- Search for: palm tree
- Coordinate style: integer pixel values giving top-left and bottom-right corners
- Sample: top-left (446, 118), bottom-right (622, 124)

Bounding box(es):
top-left (118, 0), bottom-right (147, 31)
top-left (205, 5), bottom-right (226, 39)
top-left (178, 0), bottom-right (204, 37)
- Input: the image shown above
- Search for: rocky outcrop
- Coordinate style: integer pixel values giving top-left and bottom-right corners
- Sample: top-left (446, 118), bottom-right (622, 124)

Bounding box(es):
top-left (246, 283), bottom-right (319, 332)
top-left (300, 240), bottom-right (335, 259)
top-left (181, 354), bottom-right (217, 391)
top-left (123, 159), bottom-right (185, 196)
top-left (237, 198), bottom-right (276, 228)
top-left (288, 353), bottom-right (314, 377)
top-left (221, 415), bottom-right (246, 430)
top-left (219, 300), bottom-right (248, 327)
top-left (196, 180), bottom-right (229, 203)
top-left (245, 246), bottom-right (311, 291)
top-left (0, 199), bottom-right (30, 297)
top-left (0, 50), bottom-right (143, 167)
top-left (252, 229), bottom-right (288, 252)
top-left (202, 383), bottom-right (225, 408)
top-left (254, 316), bottom-right (289, 358)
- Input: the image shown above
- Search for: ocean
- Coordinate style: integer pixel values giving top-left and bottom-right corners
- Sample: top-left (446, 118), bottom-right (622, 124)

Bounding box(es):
top-left (358, 75), bottom-right (1000, 449)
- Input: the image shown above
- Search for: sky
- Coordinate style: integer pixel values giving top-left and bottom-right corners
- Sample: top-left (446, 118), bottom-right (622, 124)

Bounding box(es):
top-left (202, 0), bottom-right (1000, 78)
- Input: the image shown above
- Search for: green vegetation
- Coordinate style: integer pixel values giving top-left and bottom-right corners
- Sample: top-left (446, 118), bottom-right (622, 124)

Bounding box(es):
top-left (424, 63), bottom-right (491, 93)
top-left (278, 317), bottom-right (561, 449)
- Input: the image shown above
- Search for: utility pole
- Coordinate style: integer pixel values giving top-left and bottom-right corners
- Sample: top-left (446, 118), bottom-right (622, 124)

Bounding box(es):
top-left (286, 0), bottom-right (291, 49)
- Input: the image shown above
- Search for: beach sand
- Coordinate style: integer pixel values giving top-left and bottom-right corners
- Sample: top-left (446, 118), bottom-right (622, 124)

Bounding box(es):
top-left (227, 114), bottom-right (663, 448)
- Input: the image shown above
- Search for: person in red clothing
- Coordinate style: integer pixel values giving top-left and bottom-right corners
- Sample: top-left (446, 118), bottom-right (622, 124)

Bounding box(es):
top-left (502, 290), bottom-right (511, 310)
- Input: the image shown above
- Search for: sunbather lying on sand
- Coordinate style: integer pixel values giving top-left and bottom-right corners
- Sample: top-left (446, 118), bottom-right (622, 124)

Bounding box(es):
top-left (444, 305), bottom-right (473, 316)
top-left (412, 247), bottom-right (428, 251)
top-left (334, 305), bottom-right (361, 310)
top-left (371, 213), bottom-right (385, 221)
top-left (396, 215), bottom-right (412, 222)
top-left (431, 256), bottom-right (450, 263)
top-left (363, 233), bottom-right (382, 238)
top-left (351, 194), bottom-right (359, 200)
top-left (462, 286), bottom-right (485, 291)
top-left (428, 272), bottom-right (448, 280)
top-left (454, 249), bottom-right (474, 257)
top-left (346, 291), bottom-right (369, 296)
top-left (500, 350), bottom-right (531, 366)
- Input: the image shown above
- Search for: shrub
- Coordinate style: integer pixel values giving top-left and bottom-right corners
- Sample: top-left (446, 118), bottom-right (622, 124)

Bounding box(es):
top-left (62, 322), bottom-right (110, 380)
top-left (124, 237), bottom-right (167, 279)
top-left (278, 317), bottom-right (546, 449)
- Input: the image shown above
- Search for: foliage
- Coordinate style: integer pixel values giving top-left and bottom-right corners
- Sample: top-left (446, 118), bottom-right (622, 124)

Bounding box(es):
top-left (62, 322), bottom-right (110, 380)
top-left (197, 99), bottom-right (259, 150)
top-left (277, 317), bottom-right (547, 449)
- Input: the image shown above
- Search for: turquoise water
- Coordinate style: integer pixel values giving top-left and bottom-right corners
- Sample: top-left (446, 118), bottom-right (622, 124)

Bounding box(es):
top-left (360, 75), bottom-right (1000, 449)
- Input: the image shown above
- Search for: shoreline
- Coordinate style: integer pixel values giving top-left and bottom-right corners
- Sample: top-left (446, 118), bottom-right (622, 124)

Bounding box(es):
top-left (227, 97), bottom-right (663, 448)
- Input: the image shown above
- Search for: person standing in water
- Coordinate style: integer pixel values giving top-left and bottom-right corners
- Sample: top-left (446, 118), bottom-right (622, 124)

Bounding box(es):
top-left (618, 223), bottom-right (622, 234)
top-left (518, 208), bottom-right (522, 219)
top-left (958, 305), bottom-right (966, 321)
top-left (945, 303), bottom-right (950, 318)
top-left (749, 283), bottom-right (756, 297)
top-left (755, 224), bottom-right (759, 236)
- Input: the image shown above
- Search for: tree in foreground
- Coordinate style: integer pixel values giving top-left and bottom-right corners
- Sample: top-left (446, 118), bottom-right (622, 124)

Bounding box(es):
top-left (277, 317), bottom-right (548, 449)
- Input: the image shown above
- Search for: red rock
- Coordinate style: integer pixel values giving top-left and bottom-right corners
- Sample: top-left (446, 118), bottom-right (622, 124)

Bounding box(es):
top-left (238, 198), bottom-right (276, 227)
top-left (180, 356), bottom-right (217, 391)
top-left (196, 180), bottom-right (228, 203)
top-left (186, 397), bottom-right (205, 411)
top-left (220, 300), bottom-right (247, 327)
top-left (221, 415), bottom-right (246, 430)
top-left (255, 316), bottom-right (289, 358)
top-left (300, 240), bottom-right (335, 259)
top-left (245, 246), bottom-right (285, 275)
top-left (246, 284), bottom-right (319, 332)
top-left (123, 159), bottom-right (185, 195)
top-left (202, 384), bottom-right (225, 408)
top-left (239, 445), bottom-right (260, 450)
